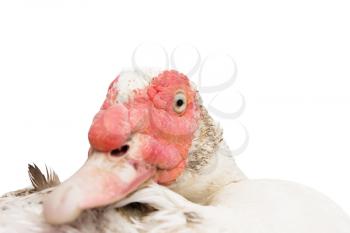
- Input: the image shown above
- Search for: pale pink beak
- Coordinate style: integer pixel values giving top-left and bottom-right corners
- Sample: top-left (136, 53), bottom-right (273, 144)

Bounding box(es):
top-left (43, 150), bottom-right (155, 224)
top-left (43, 104), bottom-right (156, 224)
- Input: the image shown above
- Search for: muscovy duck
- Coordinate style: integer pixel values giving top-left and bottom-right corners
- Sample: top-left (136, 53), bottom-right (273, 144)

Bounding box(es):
top-left (1, 70), bottom-right (350, 233)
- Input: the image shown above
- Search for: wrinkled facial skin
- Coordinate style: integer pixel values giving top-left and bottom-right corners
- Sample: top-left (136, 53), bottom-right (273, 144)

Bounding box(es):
top-left (91, 70), bottom-right (199, 184)
top-left (43, 70), bottom-right (200, 225)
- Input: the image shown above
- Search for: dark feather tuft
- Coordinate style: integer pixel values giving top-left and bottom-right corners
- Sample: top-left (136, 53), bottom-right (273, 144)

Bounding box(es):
top-left (28, 163), bottom-right (60, 191)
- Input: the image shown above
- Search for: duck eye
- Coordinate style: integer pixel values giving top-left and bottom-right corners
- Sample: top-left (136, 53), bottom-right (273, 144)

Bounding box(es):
top-left (173, 91), bottom-right (187, 114)
top-left (176, 99), bottom-right (184, 107)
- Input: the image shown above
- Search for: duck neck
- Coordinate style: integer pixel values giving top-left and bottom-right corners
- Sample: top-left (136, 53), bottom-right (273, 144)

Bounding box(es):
top-left (169, 141), bottom-right (246, 204)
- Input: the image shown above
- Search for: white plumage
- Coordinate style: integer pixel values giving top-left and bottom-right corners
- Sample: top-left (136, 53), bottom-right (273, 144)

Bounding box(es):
top-left (1, 142), bottom-right (350, 232)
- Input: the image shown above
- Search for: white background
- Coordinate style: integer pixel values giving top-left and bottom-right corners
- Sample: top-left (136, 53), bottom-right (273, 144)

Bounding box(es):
top-left (1, 0), bottom-right (350, 215)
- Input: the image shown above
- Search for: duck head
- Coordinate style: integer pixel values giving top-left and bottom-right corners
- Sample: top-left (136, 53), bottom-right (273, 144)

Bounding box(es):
top-left (43, 70), bottom-right (206, 224)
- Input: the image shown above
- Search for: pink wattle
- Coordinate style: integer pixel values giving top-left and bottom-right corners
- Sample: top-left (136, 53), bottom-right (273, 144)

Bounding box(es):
top-left (88, 104), bottom-right (131, 152)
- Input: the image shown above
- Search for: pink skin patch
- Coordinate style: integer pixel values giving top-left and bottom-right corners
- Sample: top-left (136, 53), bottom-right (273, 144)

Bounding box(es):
top-left (88, 104), bottom-right (131, 152)
top-left (101, 76), bottom-right (120, 110)
top-left (142, 136), bottom-right (183, 170)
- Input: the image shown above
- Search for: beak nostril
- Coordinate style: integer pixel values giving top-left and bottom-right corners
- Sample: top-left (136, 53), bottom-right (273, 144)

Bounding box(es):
top-left (110, 144), bottom-right (129, 157)
top-left (121, 145), bottom-right (129, 153)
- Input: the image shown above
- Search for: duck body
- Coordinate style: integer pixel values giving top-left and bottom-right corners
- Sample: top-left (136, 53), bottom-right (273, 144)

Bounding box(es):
top-left (3, 182), bottom-right (349, 233)
top-left (130, 141), bottom-right (350, 233)
top-left (210, 179), bottom-right (350, 233)
top-left (126, 180), bottom-right (350, 233)
top-left (2, 143), bottom-right (350, 233)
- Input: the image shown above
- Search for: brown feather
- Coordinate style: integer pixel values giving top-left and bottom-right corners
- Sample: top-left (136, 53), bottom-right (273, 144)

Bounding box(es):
top-left (28, 164), bottom-right (60, 191)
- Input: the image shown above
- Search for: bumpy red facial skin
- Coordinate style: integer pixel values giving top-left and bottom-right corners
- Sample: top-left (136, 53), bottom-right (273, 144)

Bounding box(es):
top-left (88, 70), bottom-right (200, 185)
top-left (88, 104), bottom-right (131, 152)
top-left (100, 76), bottom-right (120, 110)
top-left (144, 71), bottom-right (199, 184)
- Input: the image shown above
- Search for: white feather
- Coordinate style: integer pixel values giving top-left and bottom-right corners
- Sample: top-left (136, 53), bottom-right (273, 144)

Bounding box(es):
top-left (115, 69), bottom-right (160, 103)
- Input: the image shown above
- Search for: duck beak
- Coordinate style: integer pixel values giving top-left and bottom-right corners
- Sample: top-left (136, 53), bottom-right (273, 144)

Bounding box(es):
top-left (43, 103), bottom-right (156, 225)
top-left (43, 149), bottom-right (156, 225)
